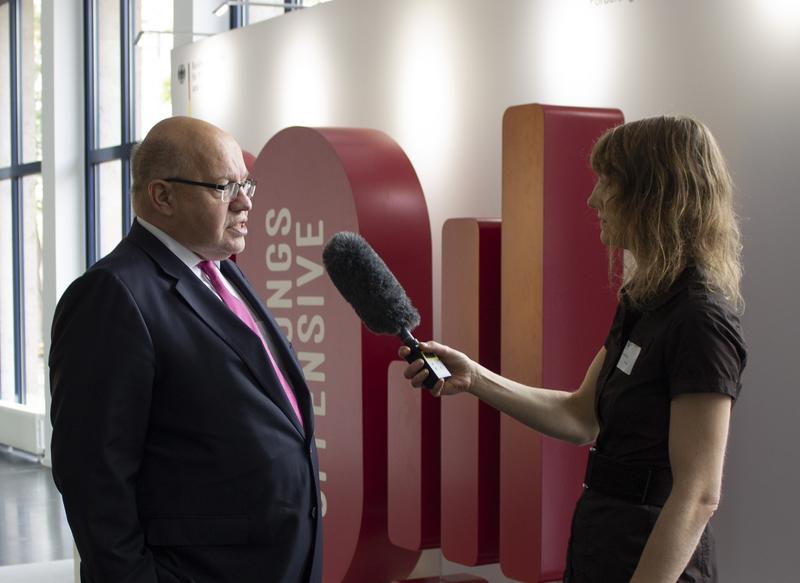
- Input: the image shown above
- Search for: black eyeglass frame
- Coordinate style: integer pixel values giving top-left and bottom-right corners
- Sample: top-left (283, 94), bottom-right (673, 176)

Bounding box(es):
top-left (163, 177), bottom-right (257, 201)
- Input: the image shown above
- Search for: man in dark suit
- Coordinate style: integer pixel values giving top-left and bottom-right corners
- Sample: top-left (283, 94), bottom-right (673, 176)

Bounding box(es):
top-left (49, 116), bottom-right (322, 583)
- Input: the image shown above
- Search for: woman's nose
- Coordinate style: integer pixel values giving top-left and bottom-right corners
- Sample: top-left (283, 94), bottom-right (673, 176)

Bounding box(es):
top-left (587, 190), bottom-right (598, 209)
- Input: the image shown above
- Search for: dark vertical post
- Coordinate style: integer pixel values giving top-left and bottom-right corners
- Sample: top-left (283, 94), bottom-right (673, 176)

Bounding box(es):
top-left (10, 0), bottom-right (26, 403)
top-left (120, 0), bottom-right (132, 234)
top-left (229, 3), bottom-right (243, 29)
top-left (84, 0), bottom-right (97, 266)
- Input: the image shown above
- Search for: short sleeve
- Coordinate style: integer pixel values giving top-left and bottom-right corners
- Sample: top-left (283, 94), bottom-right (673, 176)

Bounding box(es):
top-left (667, 300), bottom-right (747, 400)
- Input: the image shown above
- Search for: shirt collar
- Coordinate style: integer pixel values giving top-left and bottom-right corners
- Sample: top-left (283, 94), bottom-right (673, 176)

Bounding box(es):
top-left (135, 217), bottom-right (218, 272)
top-left (624, 263), bottom-right (701, 313)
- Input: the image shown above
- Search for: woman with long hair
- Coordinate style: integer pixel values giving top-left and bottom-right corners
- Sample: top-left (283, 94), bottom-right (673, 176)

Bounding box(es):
top-left (401, 116), bottom-right (747, 582)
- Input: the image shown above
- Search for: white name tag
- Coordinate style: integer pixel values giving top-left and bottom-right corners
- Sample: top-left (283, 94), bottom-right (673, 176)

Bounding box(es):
top-left (616, 341), bottom-right (641, 375)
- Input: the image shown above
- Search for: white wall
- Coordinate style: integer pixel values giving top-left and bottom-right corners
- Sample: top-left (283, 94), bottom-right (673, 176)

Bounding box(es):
top-left (41, 0), bottom-right (86, 466)
top-left (173, 1), bottom-right (800, 580)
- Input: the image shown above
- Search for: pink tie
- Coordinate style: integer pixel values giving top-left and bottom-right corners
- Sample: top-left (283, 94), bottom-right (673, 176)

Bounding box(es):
top-left (198, 260), bottom-right (304, 428)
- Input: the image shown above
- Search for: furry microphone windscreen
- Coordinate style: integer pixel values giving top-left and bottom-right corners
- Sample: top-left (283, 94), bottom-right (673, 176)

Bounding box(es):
top-left (322, 231), bottom-right (421, 335)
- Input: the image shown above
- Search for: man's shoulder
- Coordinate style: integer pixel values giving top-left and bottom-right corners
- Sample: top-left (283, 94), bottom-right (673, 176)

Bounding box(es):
top-left (86, 238), bottom-right (154, 280)
top-left (61, 238), bottom-right (161, 306)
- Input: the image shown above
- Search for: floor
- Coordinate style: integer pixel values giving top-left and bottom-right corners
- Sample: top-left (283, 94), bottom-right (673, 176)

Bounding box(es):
top-left (0, 559), bottom-right (74, 583)
top-left (0, 446), bottom-right (558, 583)
top-left (0, 446), bottom-right (73, 573)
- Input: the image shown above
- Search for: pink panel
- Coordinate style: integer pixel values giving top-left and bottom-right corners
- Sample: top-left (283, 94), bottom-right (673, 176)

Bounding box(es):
top-left (499, 105), bottom-right (623, 582)
top-left (237, 127), bottom-right (428, 582)
top-left (440, 219), bottom-right (501, 566)
top-left (387, 361), bottom-right (441, 550)
top-left (241, 149), bottom-right (256, 172)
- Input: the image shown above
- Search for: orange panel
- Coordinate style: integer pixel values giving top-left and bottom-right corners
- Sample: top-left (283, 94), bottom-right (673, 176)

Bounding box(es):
top-left (500, 104), bottom-right (623, 582)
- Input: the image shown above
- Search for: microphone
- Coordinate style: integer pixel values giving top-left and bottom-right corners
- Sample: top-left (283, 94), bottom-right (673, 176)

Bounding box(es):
top-left (322, 231), bottom-right (451, 390)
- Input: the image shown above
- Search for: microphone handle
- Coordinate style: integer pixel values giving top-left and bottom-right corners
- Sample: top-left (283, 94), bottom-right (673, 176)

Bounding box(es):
top-left (399, 327), bottom-right (452, 390)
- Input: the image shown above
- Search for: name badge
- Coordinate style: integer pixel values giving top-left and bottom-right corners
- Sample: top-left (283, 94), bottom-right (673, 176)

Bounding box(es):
top-left (616, 341), bottom-right (641, 375)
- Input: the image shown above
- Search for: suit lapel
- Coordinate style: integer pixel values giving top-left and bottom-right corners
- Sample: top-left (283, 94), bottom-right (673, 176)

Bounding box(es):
top-left (222, 261), bottom-right (315, 438)
top-left (127, 223), bottom-right (306, 437)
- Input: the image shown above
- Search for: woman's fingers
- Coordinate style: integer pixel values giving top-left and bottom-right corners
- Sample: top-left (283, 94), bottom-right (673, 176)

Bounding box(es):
top-left (403, 357), bottom-right (433, 389)
top-left (411, 366), bottom-right (430, 388)
top-left (399, 341), bottom-right (455, 392)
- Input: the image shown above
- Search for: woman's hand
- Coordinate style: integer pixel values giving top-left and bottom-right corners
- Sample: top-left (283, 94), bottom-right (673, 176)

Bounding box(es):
top-left (398, 341), bottom-right (477, 397)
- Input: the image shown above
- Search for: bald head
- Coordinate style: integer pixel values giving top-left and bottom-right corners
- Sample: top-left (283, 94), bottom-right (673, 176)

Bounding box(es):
top-left (131, 116), bottom-right (240, 216)
top-left (129, 116), bottom-right (251, 260)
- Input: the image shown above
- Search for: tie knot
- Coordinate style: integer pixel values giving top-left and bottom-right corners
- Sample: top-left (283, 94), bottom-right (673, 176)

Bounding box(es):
top-left (198, 260), bottom-right (227, 294)
top-left (198, 259), bottom-right (220, 278)
top-left (197, 259), bottom-right (217, 274)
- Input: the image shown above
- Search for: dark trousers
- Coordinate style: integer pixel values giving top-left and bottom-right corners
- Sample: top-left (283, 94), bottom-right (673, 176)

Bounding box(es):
top-left (564, 489), bottom-right (716, 583)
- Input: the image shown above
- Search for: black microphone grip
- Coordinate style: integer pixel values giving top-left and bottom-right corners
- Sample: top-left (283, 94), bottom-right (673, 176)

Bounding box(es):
top-left (399, 328), bottom-right (452, 390)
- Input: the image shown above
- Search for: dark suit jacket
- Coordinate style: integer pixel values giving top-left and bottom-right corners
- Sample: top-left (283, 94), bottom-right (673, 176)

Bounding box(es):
top-left (49, 221), bottom-right (322, 583)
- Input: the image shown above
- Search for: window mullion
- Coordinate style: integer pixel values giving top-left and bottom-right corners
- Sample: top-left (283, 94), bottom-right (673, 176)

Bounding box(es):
top-left (120, 0), bottom-right (132, 234)
top-left (10, 0), bottom-right (19, 167)
top-left (229, 4), bottom-right (242, 29)
top-left (84, 0), bottom-right (97, 266)
top-left (9, 0), bottom-right (26, 403)
top-left (10, 181), bottom-right (25, 404)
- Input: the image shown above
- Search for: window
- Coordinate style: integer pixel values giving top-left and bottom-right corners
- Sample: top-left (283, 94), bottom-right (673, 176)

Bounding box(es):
top-left (0, 0), bottom-right (44, 410)
top-left (229, 0), bottom-right (333, 27)
top-left (0, 179), bottom-right (13, 403)
top-left (85, 0), bottom-right (176, 264)
top-left (21, 172), bottom-right (43, 411)
top-left (85, 0), bottom-right (134, 265)
top-left (97, 0), bottom-right (122, 149)
top-left (244, 4), bottom-right (284, 25)
top-left (97, 159), bottom-right (123, 259)
top-left (134, 1), bottom-right (173, 140)
top-left (1, 3), bottom-right (10, 169)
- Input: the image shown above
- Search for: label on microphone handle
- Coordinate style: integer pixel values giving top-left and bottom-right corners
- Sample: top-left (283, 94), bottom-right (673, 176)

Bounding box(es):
top-left (404, 344), bottom-right (452, 390)
top-left (423, 352), bottom-right (451, 380)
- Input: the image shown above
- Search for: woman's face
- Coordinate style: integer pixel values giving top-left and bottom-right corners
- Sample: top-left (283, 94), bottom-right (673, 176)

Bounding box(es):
top-left (587, 175), bottom-right (623, 248)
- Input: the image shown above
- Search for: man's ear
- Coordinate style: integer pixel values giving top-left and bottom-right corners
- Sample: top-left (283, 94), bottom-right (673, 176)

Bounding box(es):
top-left (147, 180), bottom-right (175, 216)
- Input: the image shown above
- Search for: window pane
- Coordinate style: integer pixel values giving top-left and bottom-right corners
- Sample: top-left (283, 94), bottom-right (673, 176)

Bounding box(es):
top-left (0, 3), bottom-right (11, 168)
top-left (135, 0), bottom-right (174, 140)
top-left (22, 174), bottom-right (44, 411)
top-left (0, 181), bottom-right (14, 403)
top-left (21, 0), bottom-right (42, 163)
top-left (246, 6), bottom-right (284, 25)
top-left (304, 0), bottom-right (333, 6)
top-left (98, 160), bottom-right (123, 258)
top-left (97, 0), bottom-right (121, 148)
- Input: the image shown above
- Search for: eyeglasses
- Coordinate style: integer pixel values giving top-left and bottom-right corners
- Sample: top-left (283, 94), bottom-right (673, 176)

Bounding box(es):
top-left (164, 177), bottom-right (257, 203)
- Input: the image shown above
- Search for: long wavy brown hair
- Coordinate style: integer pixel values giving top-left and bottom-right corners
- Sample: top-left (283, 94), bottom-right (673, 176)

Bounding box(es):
top-left (590, 115), bottom-right (743, 312)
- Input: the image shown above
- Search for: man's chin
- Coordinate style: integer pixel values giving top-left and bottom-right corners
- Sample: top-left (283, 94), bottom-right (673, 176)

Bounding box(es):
top-left (196, 244), bottom-right (243, 261)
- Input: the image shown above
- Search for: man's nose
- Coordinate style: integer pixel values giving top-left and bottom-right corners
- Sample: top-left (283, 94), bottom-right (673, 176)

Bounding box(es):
top-left (230, 187), bottom-right (253, 210)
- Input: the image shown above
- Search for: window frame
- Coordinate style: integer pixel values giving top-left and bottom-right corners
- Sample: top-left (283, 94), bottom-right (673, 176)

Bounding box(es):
top-left (232, 0), bottom-right (303, 28)
top-left (0, 0), bottom-right (43, 404)
top-left (81, 0), bottom-right (307, 267)
top-left (84, 0), bottom-right (135, 267)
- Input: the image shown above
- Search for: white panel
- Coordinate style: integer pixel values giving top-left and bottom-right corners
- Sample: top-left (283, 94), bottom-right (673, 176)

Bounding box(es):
top-left (0, 402), bottom-right (45, 455)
